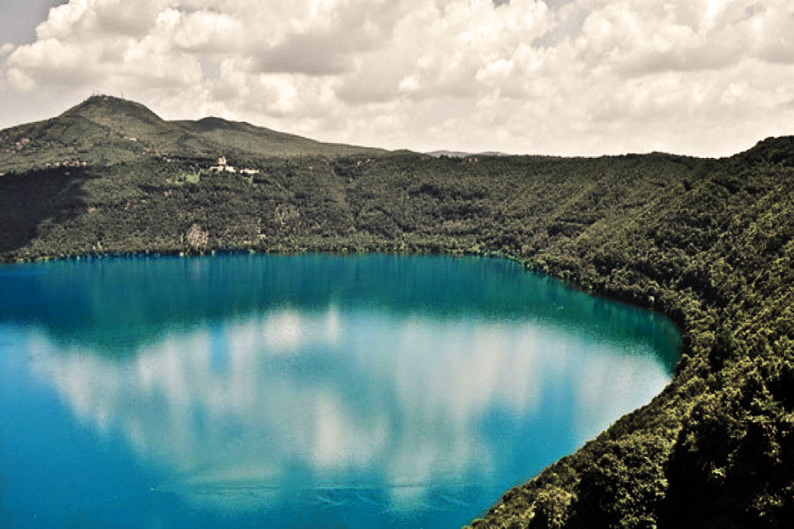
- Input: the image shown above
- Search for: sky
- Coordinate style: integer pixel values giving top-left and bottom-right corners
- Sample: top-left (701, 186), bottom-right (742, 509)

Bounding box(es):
top-left (0, 0), bottom-right (792, 157)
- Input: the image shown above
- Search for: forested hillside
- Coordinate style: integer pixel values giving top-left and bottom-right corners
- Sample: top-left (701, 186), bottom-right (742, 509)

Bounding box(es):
top-left (1, 97), bottom-right (793, 528)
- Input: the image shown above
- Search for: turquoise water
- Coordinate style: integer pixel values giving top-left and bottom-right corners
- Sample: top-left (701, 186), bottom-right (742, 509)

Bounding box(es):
top-left (0, 253), bottom-right (679, 529)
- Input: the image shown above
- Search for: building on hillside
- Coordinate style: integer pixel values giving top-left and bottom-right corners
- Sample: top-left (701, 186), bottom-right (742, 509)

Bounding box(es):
top-left (210, 156), bottom-right (236, 173)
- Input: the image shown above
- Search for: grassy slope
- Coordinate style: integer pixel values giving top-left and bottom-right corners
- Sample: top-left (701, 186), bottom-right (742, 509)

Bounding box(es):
top-left (1, 98), bottom-right (794, 528)
top-left (172, 116), bottom-right (386, 158)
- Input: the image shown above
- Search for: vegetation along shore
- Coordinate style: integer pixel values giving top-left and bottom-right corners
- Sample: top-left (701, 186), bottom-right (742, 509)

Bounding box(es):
top-left (2, 96), bottom-right (793, 528)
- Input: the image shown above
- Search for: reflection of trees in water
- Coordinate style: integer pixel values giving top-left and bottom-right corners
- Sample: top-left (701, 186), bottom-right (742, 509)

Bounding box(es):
top-left (0, 254), bottom-right (680, 368)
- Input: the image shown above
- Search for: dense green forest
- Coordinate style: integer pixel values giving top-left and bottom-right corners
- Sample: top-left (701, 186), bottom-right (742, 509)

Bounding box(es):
top-left (1, 96), bottom-right (793, 528)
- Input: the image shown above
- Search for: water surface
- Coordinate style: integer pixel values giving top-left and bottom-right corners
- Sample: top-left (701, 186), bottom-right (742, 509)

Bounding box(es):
top-left (0, 253), bottom-right (679, 529)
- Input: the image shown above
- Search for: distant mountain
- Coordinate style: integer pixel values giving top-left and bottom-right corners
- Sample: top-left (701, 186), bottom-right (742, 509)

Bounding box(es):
top-left (426, 150), bottom-right (509, 158)
top-left (426, 150), bottom-right (472, 158)
top-left (0, 95), bottom-right (384, 173)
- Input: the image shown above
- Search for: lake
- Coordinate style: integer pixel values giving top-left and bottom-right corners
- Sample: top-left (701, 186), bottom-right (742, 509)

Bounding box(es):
top-left (0, 253), bottom-right (680, 529)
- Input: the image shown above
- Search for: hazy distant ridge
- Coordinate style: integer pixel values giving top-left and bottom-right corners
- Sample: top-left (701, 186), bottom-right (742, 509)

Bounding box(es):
top-left (426, 150), bottom-right (509, 158)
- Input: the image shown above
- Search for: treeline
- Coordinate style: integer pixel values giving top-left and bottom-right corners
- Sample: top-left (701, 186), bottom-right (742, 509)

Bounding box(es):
top-left (1, 135), bottom-right (794, 528)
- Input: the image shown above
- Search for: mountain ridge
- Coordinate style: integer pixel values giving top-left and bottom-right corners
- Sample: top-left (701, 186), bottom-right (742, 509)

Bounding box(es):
top-left (0, 95), bottom-right (385, 174)
top-left (2, 95), bottom-right (792, 174)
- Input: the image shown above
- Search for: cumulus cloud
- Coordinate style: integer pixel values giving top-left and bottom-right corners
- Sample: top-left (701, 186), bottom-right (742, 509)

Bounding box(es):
top-left (1, 0), bottom-right (793, 156)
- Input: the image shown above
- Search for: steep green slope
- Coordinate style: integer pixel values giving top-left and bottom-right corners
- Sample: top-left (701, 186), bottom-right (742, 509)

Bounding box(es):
top-left (0, 99), bottom-right (793, 528)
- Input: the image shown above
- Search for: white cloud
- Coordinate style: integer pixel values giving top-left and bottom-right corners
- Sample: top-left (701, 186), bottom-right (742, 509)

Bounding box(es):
top-left (170, 9), bottom-right (245, 54)
top-left (0, 0), bottom-right (793, 156)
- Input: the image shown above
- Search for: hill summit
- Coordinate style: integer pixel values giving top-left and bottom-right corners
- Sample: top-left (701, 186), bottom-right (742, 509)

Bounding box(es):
top-left (62, 95), bottom-right (163, 129)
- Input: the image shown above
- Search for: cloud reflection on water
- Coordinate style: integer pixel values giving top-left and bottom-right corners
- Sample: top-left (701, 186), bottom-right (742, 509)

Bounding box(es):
top-left (27, 302), bottom-right (670, 513)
